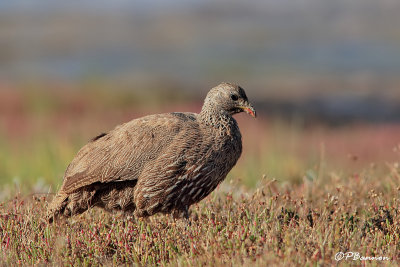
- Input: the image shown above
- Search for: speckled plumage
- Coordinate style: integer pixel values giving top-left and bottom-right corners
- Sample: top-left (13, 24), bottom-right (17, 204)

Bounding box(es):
top-left (47, 83), bottom-right (256, 222)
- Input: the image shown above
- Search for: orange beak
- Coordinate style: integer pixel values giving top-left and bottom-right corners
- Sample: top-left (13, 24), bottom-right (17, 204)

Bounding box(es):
top-left (241, 105), bottom-right (257, 118)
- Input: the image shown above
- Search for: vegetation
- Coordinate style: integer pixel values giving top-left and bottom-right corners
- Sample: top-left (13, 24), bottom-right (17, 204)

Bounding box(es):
top-left (1, 163), bottom-right (399, 266)
top-left (0, 88), bottom-right (399, 265)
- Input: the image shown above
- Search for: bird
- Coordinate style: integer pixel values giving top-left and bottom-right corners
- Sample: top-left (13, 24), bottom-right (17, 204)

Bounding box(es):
top-left (47, 82), bottom-right (256, 222)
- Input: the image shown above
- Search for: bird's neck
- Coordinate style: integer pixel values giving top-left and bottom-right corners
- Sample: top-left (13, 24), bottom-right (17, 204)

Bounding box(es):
top-left (199, 107), bottom-right (237, 134)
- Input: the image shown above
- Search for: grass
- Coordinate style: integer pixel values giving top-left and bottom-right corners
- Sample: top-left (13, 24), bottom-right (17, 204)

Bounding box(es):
top-left (1, 163), bottom-right (399, 266)
top-left (0, 88), bottom-right (399, 265)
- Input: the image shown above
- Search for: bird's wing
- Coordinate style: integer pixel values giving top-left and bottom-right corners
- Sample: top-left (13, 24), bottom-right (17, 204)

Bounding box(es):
top-left (60, 113), bottom-right (199, 194)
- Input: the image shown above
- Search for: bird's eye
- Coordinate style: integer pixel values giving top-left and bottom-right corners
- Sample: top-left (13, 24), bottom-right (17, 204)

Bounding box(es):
top-left (230, 94), bottom-right (239, 101)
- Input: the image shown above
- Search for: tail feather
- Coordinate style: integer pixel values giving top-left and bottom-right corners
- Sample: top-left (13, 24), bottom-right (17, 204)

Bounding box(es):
top-left (46, 181), bottom-right (138, 222)
top-left (47, 192), bottom-right (69, 223)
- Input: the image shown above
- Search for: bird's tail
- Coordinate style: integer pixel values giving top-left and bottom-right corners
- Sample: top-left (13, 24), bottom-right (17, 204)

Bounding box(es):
top-left (46, 192), bottom-right (69, 223)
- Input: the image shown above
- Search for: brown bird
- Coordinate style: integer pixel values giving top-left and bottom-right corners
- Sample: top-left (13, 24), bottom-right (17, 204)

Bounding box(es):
top-left (47, 82), bottom-right (256, 222)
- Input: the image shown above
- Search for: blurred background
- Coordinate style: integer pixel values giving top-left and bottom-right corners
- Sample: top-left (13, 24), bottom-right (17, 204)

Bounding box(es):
top-left (0, 0), bottom-right (399, 197)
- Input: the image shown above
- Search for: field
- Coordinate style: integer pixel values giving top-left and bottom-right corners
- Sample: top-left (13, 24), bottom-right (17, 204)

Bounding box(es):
top-left (0, 88), bottom-right (400, 266)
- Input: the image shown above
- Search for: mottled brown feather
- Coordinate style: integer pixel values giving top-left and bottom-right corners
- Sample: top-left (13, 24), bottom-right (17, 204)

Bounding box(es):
top-left (47, 82), bottom-right (256, 222)
top-left (61, 114), bottom-right (193, 194)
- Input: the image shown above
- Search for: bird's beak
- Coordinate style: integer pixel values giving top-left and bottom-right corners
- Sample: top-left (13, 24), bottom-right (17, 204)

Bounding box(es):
top-left (240, 103), bottom-right (257, 118)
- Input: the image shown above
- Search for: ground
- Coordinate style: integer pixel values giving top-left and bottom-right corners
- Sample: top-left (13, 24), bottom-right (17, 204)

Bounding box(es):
top-left (1, 162), bottom-right (399, 266)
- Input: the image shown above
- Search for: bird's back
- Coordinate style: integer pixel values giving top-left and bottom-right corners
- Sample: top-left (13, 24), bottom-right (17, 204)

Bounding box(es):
top-left (48, 111), bottom-right (242, 220)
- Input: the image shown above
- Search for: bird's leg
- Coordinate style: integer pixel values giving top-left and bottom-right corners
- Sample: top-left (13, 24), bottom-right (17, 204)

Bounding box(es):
top-left (171, 206), bottom-right (191, 227)
top-left (181, 206), bottom-right (191, 228)
top-left (121, 211), bottom-right (134, 222)
top-left (183, 206), bottom-right (191, 223)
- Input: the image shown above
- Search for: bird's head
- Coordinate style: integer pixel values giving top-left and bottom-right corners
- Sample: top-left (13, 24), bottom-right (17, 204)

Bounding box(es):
top-left (203, 82), bottom-right (256, 118)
